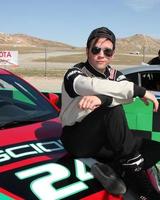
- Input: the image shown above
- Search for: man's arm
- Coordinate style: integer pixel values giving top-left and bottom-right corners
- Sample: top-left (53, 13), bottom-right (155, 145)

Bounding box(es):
top-left (64, 68), bottom-right (145, 100)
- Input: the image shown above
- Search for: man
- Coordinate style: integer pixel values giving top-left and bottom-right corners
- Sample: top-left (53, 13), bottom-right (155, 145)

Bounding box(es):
top-left (60, 27), bottom-right (160, 199)
top-left (148, 49), bottom-right (160, 65)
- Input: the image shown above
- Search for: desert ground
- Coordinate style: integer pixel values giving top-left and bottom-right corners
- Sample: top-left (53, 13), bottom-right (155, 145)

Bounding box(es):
top-left (23, 76), bottom-right (63, 92)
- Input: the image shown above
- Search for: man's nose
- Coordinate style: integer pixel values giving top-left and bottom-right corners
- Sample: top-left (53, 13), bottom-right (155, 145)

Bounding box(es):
top-left (98, 49), bottom-right (105, 56)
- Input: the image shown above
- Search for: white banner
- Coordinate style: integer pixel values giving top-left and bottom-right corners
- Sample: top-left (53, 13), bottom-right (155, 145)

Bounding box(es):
top-left (0, 51), bottom-right (18, 66)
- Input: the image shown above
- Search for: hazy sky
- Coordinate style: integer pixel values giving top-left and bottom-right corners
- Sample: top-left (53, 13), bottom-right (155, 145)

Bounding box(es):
top-left (1, 0), bottom-right (160, 47)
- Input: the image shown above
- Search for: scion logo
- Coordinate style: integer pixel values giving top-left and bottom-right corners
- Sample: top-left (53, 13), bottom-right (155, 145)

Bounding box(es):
top-left (0, 139), bottom-right (64, 164)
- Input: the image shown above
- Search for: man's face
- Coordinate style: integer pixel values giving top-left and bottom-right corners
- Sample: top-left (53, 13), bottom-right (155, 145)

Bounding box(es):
top-left (87, 38), bottom-right (115, 73)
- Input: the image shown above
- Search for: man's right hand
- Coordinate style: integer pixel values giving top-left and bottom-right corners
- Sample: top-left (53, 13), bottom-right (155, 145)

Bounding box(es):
top-left (79, 96), bottom-right (102, 110)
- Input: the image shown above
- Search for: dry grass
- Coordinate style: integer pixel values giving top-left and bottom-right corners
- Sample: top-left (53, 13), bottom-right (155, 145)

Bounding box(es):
top-left (10, 68), bottom-right (66, 78)
top-left (34, 52), bottom-right (150, 65)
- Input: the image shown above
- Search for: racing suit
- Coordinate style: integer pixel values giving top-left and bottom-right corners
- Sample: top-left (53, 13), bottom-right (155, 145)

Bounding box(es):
top-left (60, 61), bottom-right (146, 161)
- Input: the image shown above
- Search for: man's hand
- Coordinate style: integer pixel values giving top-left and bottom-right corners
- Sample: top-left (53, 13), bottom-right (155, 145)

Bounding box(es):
top-left (142, 91), bottom-right (159, 112)
top-left (79, 96), bottom-right (102, 110)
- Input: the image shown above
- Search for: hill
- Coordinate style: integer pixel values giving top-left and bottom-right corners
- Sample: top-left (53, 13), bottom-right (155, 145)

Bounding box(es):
top-left (0, 32), bottom-right (75, 51)
top-left (116, 34), bottom-right (160, 54)
top-left (0, 32), bottom-right (159, 54)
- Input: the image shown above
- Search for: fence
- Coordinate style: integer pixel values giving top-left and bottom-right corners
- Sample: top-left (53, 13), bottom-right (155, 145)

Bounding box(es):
top-left (0, 48), bottom-right (82, 78)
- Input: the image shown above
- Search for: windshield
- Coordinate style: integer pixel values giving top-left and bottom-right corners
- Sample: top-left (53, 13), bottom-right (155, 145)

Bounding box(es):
top-left (0, 74), bottom-right (58, 128)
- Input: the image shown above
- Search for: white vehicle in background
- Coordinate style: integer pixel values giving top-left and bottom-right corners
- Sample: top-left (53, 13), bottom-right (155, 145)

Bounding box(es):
top-left (129, 51), bottom-right (140, 55)
top-left (121, 64), bottom-right (160, 98)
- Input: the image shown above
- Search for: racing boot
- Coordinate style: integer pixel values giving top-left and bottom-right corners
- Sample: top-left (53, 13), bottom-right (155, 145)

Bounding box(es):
top-left (121, 153), bottom-right (160, 200)
top-left (91, 162), bottom-right (127, 195)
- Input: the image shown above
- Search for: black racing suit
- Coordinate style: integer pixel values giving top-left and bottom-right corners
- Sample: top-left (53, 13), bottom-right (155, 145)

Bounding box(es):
top-left (60, 61), bottom-right (147, 163)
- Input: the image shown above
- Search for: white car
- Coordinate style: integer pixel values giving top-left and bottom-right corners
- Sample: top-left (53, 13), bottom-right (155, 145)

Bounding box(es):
top-left (121, 64), bottom-right (160, 98)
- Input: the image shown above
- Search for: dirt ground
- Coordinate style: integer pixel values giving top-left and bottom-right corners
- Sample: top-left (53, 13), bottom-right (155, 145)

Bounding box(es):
top-left (23, 76), bottom-right (63, 92)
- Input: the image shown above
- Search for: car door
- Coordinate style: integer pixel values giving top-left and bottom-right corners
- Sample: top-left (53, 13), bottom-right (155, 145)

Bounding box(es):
top-left (140, 71), bottom-right (160, 91)
top-left (126, 70), bottom-right (160, 97)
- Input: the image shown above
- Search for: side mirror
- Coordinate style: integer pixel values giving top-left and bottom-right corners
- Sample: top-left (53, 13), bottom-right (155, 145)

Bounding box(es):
top-left (42, 92), bottom-right (61, 112)
top-left (48, 93), bottom-right (61, 112)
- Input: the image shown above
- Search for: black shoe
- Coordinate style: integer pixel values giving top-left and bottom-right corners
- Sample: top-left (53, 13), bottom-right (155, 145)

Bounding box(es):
top-left (137, 192), bottom-right (160, 200)
top-left (124, 169), bottom-right (160, 200)
top-left (91, 162), bottom-right (126, 195)
top-left (121, 153), bottom-right (160, 199)
top-left (121, 153), bottom-right (144, 172)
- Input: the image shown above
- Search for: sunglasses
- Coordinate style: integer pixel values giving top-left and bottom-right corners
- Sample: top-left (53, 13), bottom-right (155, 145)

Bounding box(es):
top-left (91, 46), bottom-right (114, 57)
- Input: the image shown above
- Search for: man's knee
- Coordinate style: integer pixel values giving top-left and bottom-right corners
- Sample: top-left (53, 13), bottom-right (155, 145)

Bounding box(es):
top-left (107, 105), bottom-right (126, 120)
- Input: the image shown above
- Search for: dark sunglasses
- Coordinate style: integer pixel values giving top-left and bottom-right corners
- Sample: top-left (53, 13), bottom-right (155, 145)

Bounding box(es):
top-left (91, 46), bottom-right (114, 57)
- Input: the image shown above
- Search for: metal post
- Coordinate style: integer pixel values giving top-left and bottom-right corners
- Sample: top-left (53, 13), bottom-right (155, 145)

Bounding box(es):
top-left (44, 48), bottom-right (47, 77)
top-left (142, 46), bottom-right (145, 62)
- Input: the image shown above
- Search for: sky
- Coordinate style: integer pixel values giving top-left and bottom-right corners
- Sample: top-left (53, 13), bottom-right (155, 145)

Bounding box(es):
top-left (0, 0), bottom-right (160, 47)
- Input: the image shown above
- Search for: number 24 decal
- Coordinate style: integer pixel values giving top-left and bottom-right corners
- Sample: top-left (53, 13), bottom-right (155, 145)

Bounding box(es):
top-left (15, 159), bottom-right (94, 200)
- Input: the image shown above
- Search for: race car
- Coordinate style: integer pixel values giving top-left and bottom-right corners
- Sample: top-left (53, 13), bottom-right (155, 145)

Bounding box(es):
top-left (0, 68), bottom-right (122, 200)
top-left (0, 67), bottom-right (159, 200)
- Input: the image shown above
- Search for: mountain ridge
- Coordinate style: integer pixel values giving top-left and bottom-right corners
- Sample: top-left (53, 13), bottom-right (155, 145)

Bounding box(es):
top-left (0, 32), bottom-right (74, 49)
top-left (0, 32), bottom-right (159, 54)
top-left (116, 34), bottom-right (160, 54)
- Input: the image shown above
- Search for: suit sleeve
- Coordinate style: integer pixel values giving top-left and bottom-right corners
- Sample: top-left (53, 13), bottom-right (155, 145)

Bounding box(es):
top-left (64, 67), bottom-right (87, 97)
top-left (74, 74), bottom-right (143, 99)
top-left (95, 95), bottom-right (113, 106)
top-left (64, 67), bottom-right (146, 101)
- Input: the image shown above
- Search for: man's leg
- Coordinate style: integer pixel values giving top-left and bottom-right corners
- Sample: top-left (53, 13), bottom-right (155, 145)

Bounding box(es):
top-left (102, 105), bottom-right (141, 159)
top-left (61, 105), bottom-right (139, 195)
top-left (61, 105), bottom-right (140, 159)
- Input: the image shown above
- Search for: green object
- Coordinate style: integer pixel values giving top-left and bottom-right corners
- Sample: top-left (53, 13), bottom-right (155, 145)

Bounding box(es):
top-left (123, 98), bottom-right (153, 131)
top-left (152, 131), bottom-right (160, 142)
top-left (0, 193), bottom-right (14, 200)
